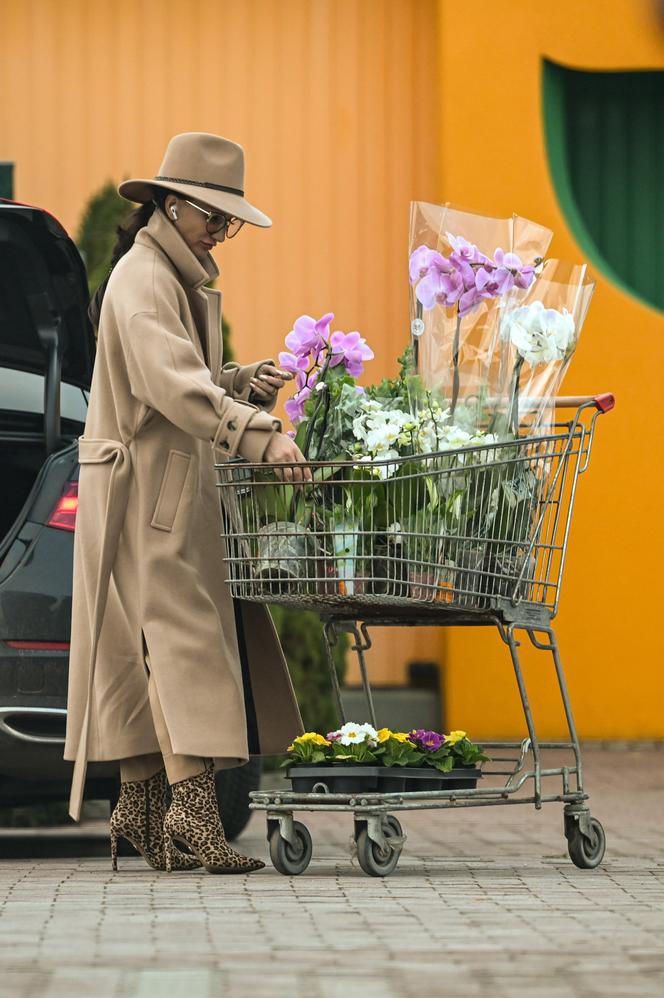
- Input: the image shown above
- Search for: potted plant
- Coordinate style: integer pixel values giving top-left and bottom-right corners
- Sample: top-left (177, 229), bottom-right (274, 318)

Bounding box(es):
top-left (283, 722), bottom-right (489, 793)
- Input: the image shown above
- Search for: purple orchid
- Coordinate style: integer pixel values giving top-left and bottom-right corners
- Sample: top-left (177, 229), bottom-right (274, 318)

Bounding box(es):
top-left (285, 312), bottom-right (334, 359)
top-left (409, 245), bottom-right (446, 285)
top-left (328, 330), bottom-right (375, 378)
top-left (415, 257), bottom-right (460, 309)
top-left (493, 248), bottom-right (536, 294)
top-left (278, 350), bottom-right (309, 378)
top-left (410, 729), bottom-right (446, 752)
top-left (411, 238), bottom-right (539, 317)
top-left (447, 232), bottom-right (489, 266)
top-left (284, 385), bottom-right (312, 425)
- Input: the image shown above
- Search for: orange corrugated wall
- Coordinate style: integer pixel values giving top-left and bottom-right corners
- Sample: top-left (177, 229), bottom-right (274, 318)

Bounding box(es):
top-left (0, 0), bottom-right (442, 687)
top-left (437, 0), bottom-right (664, 739)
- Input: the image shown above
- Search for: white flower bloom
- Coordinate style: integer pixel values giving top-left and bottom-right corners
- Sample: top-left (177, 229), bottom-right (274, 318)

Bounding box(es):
top-left (469, 431), bottom-right (500, 463)
top-left (501, 300), bottom-right (575, 366)
top-left (358, 722), bottom-right (379, 745)
top-left (443, 426), bottom-right (473, 449)
top-left (387, 521), bottom-right (403, 545)
top-left (354, 452), bottom-right (400, 479)
top-left (337, 721), bottom-right (368, 745)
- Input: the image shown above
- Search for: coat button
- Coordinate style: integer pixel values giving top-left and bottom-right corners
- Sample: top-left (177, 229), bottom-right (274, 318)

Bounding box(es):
top-left (228, 420), bottom-right (237, 432)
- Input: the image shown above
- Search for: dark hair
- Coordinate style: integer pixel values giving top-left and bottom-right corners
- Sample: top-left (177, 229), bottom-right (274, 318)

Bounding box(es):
top-left (88, 186), bottom-right (169, 328)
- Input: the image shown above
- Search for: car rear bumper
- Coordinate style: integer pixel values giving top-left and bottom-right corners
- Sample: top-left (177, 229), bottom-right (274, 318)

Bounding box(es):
top-left (0, 647), bottom-right (117, 802)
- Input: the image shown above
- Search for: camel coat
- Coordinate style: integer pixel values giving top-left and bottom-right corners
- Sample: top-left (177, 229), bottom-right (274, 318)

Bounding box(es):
top-left (64, 206), bottom-right (303, 819)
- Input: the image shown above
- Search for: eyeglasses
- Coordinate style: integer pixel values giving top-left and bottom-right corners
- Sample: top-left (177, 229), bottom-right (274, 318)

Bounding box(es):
top-left (182, 198), bottom-right (245, 239)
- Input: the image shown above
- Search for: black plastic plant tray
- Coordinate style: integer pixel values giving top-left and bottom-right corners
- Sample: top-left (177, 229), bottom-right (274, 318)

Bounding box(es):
top-left (286, 764), bottom-right (482, 794)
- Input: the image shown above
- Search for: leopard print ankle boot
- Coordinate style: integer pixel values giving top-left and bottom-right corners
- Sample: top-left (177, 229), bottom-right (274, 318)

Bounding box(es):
top-left (110, 767), bottom-right (201, 871)
top-left (163, 760), bottom-right (265, 874)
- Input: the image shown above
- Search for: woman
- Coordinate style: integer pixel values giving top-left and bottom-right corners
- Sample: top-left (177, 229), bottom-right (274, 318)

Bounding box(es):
top-left (64, 132), bottom-right (309, 874)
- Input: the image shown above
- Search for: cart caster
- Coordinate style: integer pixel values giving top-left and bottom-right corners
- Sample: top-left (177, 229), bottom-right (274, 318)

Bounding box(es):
top-left (355, 815), bottom-right (404, 878)
top-left (565, 809), bottom-right (606, 869)
top-left (268, 820), bottom-right (313, 876)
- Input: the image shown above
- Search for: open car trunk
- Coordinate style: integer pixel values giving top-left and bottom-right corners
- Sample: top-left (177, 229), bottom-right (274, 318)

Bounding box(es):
top-left (0, 402), bottom-right (86, 543)
top-left (0, 200), bottom-right (94, 546)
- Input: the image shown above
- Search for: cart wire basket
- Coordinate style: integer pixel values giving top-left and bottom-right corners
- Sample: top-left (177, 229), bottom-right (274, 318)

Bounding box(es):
top-left (215, 393), bottom-right (614, 877)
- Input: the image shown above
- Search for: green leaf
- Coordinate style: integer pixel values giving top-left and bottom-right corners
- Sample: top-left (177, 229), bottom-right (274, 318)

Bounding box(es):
top-left (428, 754), bottom-right (454, 773)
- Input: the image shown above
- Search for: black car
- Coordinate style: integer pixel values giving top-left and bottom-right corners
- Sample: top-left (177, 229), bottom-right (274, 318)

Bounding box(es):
top-left (0, 199), bottom-right (259, 835)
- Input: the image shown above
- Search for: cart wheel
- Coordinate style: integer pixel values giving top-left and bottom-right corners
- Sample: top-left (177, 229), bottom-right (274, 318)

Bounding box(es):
top-left (356, 815), bottom-right (403, 878)
top-left (567, 816), bottom-right (606, 869)
top-left (269, 821), bottom-right (313, 876)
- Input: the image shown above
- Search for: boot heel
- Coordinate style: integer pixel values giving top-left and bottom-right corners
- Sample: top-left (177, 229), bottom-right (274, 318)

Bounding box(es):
top-left (110, 830), bottom-right (119, 871)
top-left (163, 830), bottom-right (175, 873)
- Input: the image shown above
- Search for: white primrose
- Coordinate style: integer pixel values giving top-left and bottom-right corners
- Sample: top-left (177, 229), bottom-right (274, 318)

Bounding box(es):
top-left (333, 721), bottom-right (372, 746)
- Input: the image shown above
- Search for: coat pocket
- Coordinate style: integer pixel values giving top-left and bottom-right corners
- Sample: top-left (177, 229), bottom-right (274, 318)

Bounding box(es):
top-left (150, 450), bottom-right (192, 532)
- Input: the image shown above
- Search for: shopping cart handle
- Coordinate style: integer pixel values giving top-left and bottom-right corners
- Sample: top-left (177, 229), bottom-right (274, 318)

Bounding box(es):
top-left (554, 393), bottom-right (616, 413)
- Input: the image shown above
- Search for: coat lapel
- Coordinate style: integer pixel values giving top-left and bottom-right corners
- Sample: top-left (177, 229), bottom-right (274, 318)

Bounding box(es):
top-left (202, 287), bottom-right (222, 385)
top-left (137, 208), bottom-right (222, 380)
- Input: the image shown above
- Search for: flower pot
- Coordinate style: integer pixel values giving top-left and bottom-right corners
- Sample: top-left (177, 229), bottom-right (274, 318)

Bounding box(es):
top-left (392, 767), bottom-right (482, 791)
top-left (316, 556), bottom-right (339, 596)
top-left (409, 570), bottom-right (437, 602)
top-left (331, 520), bottom-right (362, 597)
top-left (452, 542), bottom-right (489, 608)
top-left (286, 764), bottom-right (380, 793)
top-left (254, 521), bottom-right (316, 595)
top-left (489, 550), bottom-right (536, 602)
top-left (286, 764), bottom-right (482, 794)
top-left (435, 559), bottom-right (456, 603)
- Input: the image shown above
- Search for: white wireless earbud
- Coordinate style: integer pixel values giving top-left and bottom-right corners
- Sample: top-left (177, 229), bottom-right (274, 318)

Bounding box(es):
top-left (171, 206), bottom-right (178, 220)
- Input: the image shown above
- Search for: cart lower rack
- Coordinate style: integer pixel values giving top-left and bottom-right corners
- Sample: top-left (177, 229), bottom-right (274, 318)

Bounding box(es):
top-left (216, 395), bottom-right (614, 876)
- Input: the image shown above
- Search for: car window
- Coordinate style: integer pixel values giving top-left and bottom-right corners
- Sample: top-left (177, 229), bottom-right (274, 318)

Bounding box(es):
top-left (0, 367), bottom-right (87, 422)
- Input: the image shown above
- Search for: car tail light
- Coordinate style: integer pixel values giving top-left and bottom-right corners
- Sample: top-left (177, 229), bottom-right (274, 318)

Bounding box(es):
top-left (48, 481), bottom-right (78, 531)
top-left (5, 640), bottom-right (70, 651)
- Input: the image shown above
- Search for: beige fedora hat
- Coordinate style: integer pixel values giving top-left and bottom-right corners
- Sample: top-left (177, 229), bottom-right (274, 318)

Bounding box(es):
top-left (118, 132), bottom-right (271, 228)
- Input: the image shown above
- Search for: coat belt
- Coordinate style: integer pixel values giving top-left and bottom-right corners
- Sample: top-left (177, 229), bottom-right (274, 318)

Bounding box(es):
top-left (69, 436), bottom-right (132, 820)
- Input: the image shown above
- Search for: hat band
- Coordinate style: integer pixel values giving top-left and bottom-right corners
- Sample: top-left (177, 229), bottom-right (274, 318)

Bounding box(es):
top-left (154, 175), bottom-right (245, 197)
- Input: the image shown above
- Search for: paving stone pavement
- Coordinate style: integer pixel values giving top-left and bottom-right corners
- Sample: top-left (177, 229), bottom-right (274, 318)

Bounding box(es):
top-left (0, 747), bottom-right (663, 998)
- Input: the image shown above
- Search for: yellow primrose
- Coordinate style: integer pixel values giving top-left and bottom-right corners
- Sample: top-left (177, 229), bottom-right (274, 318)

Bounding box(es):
top-left (377, 728), bottom-right (392, 743)
top-left (293, 732), bottom-right (330, 747)
top-left (446, 730), bottom-right (467, 745)
top-left (391, 731), bottom-right (413, 743)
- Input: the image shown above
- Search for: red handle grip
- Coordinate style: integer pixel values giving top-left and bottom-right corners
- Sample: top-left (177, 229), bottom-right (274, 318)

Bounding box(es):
top-left (554, 393), bottom-right (615, 413)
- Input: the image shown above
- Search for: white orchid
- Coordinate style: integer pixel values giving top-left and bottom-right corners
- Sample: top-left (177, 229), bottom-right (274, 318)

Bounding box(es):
top-left (469, 431), bottom-right (500, 463)
top-left (501, 300), bottom-right (575, 366)
top-left (351, 397), bottom-right (411, 476)
top-left (442, 425), bottom-right (473, 449)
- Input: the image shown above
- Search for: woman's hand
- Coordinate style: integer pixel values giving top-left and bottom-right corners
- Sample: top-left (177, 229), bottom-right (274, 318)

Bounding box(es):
top-left (264, 433), bottom-right (313, 483)
top-left (249, 364), bottom-right (294, 403)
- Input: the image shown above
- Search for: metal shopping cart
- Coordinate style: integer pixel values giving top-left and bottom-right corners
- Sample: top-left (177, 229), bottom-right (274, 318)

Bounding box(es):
top-left (215, 394), bottom-right (614, 877)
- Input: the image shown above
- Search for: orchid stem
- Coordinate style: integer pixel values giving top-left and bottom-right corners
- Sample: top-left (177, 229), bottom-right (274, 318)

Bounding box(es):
top-left (450, 312), bottom-right (462, 418)
top-left (509, 355), bottom-right (524, 436)
top-left (302, 349), bottom-right (333, 460)
top-left (413, 300), bottom-right (423, 374)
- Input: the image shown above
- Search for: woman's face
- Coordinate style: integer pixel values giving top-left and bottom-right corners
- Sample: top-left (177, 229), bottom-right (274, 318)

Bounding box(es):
top-left (164, 193), bottom-right (225, 261)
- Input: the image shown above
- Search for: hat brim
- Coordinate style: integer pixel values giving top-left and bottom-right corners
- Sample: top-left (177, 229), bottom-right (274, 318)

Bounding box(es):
top-left (117, 178), bottom-right (272, 228)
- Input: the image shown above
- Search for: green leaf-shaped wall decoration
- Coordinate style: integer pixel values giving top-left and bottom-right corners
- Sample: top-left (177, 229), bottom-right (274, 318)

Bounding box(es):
top-left (543, 60), bottom-right (664, 313)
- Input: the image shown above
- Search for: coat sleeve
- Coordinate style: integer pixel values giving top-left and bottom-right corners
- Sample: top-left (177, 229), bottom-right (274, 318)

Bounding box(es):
top-left (218, 359), bottom-right (278, 413)
top-left (120, 300), bottom-right (281, 463)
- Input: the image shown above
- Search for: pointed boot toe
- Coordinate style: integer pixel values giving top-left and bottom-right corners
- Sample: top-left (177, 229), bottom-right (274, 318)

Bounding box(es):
top-left (164, 760), bottom-right (265, 874)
